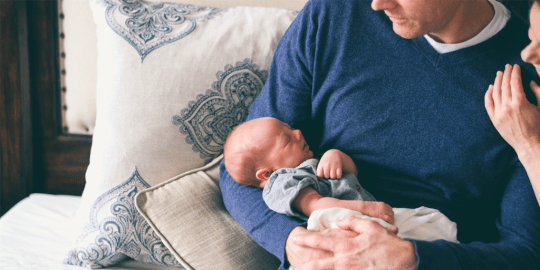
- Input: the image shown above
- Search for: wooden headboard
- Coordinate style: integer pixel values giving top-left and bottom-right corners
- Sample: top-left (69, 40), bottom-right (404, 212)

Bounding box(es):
top-left (1, 1), bottom-right (90, 216)
top-left (0, 0), bottom-right (531, 216)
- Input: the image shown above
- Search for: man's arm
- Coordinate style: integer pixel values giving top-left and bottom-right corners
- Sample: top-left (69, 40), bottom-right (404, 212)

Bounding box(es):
top-left (219, 162), bottom-right (305, 268)
top-left (290, 162), bottom-right (540, 270)
top-left (412, 162), bottom-right (540, 269)
top-left (218, 3), bottom-right (320, 268)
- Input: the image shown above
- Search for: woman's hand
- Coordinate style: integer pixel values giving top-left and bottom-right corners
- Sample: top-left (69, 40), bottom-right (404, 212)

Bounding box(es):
top-left (485, 64), bottom-right (540, 160)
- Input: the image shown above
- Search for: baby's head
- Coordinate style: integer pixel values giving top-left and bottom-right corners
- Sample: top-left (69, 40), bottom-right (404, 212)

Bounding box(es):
top-left (223, 117), bottom-right (313, 188)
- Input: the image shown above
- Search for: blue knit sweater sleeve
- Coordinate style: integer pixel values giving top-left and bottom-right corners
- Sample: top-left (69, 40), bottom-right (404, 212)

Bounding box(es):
top-left (219, 162), bottom-right (303, 269)
top-left (412, 161), bottom-right (540, 269)
top-left (218, 3), bottom-right (316, 269)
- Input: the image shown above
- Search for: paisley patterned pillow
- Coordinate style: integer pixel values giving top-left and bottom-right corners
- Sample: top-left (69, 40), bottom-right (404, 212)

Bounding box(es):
top-left (64, 0), bottom-right (297, 268)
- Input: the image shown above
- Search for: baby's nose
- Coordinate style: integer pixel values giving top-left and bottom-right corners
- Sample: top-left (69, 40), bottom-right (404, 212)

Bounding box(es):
top-left (293, 129), bottom-right (302, 140)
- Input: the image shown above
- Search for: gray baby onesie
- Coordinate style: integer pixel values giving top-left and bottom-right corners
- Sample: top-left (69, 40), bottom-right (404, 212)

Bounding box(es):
top-left (262, 158), bottom-right (376, 221)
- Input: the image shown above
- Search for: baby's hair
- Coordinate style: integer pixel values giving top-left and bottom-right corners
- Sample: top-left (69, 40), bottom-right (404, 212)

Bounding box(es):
top-left (223, 121), bottom-right (263, 187)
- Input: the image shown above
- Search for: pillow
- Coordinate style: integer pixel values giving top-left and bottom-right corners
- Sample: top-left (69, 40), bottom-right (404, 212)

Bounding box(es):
top-left (135, 155), bottom-right (280, 270)
top-left (65, 0), bottom-right (297, 268)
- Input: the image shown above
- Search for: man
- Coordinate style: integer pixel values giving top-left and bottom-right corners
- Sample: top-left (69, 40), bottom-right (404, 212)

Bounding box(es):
top-left (219, 0), bottom-right (540, 269)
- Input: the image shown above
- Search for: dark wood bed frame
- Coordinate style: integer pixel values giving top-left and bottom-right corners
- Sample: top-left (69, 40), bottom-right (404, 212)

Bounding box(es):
top-left (0, 0), bottom-right (530, 216)
top-left (1, 1), bottom-right (90, 216)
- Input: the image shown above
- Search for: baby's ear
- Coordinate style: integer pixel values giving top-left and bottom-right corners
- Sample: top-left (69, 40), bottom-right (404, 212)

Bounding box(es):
top-left (255, 168), bottom-right (273, 182)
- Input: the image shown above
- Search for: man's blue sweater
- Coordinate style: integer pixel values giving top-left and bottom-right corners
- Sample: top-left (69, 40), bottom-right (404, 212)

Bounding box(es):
top-left (219, 0), bottom-right (540, 269)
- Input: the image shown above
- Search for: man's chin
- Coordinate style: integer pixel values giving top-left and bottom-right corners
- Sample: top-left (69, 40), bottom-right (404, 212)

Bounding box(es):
top-left (392, 25), bottom-right (421, 39)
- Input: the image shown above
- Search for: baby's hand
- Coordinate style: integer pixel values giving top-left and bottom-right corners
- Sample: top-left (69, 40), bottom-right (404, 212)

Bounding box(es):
top-left (317, 149), bottom-right (344, 179)
top-left (360, 201), bottom-right (395, 225)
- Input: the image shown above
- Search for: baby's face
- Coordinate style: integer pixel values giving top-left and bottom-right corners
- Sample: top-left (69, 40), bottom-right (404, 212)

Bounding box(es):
top-left (255, 118), bottom-right (313, 169)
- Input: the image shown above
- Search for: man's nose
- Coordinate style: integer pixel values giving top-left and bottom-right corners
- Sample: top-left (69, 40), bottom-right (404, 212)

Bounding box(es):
top-left (371, 0), bottom-right (395, 11)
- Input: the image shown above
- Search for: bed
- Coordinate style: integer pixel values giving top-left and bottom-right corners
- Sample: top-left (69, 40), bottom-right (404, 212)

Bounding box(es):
top-left (0, 0), bottom-right (531, 269)
top-left (0, 193), bottom-right (177, 269)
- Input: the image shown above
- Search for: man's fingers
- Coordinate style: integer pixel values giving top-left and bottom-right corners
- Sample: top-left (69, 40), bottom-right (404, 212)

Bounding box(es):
top-left (295, 258), bottom-right (335, 270)
top-left (292, 233), bottom-right (336, 251)
top-left (501, 64), bottom-right (512, 101)
top-left (335, 216), bottom-right (384, 235)
top-left (510, 64), bottom-right (525, 100)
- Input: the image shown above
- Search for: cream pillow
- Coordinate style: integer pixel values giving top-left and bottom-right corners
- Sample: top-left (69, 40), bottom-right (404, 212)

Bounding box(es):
top-left (136, 156), bottom-right (280, 270)
top-left (65, 0), bottom-right (297, 267)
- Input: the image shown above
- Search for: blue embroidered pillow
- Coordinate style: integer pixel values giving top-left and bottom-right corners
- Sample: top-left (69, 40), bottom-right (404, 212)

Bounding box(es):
top-left (65, 0), bottom-right (297, 268)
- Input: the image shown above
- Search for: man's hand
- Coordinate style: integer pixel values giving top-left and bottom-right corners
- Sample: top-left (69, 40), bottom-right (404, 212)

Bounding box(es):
top-left (317, 149), bottom-right (358, 178)
top-left (289, 216), bottom-right (416, 270)
top-left (286, 226), bottom-right (359, 267)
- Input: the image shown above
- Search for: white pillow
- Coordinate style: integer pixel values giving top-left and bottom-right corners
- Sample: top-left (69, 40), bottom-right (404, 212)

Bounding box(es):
top-left (64, 0), bottom-right (297, 268)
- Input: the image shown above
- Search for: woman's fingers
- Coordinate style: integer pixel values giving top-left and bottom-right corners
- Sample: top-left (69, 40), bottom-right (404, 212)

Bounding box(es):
top-left (485, 84), bottom-right (495, 118)
top-left (510, 64), bottom-right (525, 100)
top-left (493, 70), bottom-right (503, 108)
top-left (501, 64), bottom-right (513, 101)
top-left (531, 80), bottom-right (540, 109)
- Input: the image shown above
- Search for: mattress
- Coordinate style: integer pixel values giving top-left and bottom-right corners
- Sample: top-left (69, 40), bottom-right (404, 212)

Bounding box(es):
top-left (0, 193), bottom-right (180, 270)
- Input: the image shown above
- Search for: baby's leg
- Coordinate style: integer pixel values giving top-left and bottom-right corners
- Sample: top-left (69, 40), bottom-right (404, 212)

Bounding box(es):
top-left (307, 207), bottom-right (392, 231)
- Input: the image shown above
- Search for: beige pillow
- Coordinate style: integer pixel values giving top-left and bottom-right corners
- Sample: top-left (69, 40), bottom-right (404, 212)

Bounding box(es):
top-left (135, 156), bottom-right (280, 270)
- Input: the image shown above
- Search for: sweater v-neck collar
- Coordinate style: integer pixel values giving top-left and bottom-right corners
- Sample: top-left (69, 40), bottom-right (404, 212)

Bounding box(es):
top-left (411, 14), bottom-right (521, 68)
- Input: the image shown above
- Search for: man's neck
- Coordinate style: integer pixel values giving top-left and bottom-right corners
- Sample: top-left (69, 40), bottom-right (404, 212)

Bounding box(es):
top-left (428, 0), bottom-right (494, 44)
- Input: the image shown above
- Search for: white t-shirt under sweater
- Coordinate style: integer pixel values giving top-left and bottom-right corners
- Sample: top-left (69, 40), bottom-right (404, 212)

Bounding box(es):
top-left (425, 0), bottom-right (511, 54)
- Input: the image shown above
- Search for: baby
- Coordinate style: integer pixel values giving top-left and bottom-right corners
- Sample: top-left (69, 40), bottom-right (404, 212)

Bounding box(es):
top-left (224, 117), bottom-right (458, 242)
top-left (223, 117), bottom-right (393, 223)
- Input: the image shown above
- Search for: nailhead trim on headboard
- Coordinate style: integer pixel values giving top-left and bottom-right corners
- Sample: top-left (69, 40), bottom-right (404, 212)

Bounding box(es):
top-left (57, 0), bottom-right (69, 134)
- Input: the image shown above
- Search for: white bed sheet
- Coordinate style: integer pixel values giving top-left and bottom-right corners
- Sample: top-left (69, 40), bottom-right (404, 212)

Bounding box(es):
top-left (0, 193), bottom-right (180, 270)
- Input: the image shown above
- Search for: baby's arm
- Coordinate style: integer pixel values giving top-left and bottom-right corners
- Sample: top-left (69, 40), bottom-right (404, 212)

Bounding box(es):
top-left (292, 187), bottom-right (394, 224)
top-left (317, 149), bottom-right (358, 179)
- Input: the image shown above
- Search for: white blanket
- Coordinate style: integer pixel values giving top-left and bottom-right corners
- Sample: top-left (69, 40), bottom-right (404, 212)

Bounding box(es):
top-left (308, 207), bottom-right (459, 243)
top-left (0, 194), bottom-right (179, 270)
